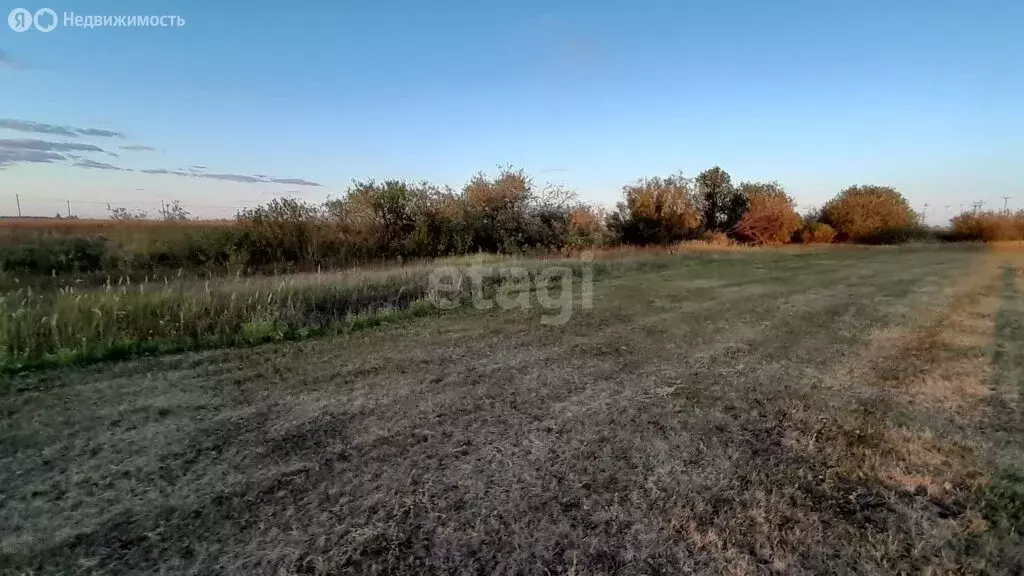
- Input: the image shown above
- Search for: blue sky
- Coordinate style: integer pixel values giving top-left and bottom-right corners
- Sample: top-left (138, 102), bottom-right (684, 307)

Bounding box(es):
top-left (0, 0), bottom-right (1021, 221)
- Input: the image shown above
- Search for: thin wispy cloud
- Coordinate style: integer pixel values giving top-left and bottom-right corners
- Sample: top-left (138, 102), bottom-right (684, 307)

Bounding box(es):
top-left (75, 127), bottom-right (124, 138)
top-left (202, 172), bottom-right (321, 186)
top-left (0, 138), bottom-right (107, 154)
top-left (74, 159), bottom-right (129, 171)
top-left (201, 172), bottom-right (264, 184)
top-left (0, 137), bottom-right (125, 170)
top-left (140, 165), bottom-right (322, 187)
top-left (141, 168), bottom-right (189, 176)
top-left (0, 148), bottom-right (65, 168)
top-left (0, 119), bottom-right (124, 139)
top-left (268, 177), bottom-right (321, 187)
top-left (0, 119), bottom-right (323, 187)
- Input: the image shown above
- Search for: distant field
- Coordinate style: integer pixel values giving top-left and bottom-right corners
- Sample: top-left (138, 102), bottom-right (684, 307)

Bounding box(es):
top-left (2, 246), bottom-right (1023, 574)
top-left (0, 215), bottom-right (229, 241)
top-left (0, 217), bottom-right (242, 290)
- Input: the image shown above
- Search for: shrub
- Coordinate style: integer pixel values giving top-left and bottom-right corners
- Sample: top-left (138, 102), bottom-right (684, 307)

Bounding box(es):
top-left (406, 188), bottom-right (473, 257)
top-left (733, 182), bottom-right (801, 245)
top-left (699, 230), bottom-right (732, 246)
top-left (461, 167), bottom-right (536, 253)
top-left (950, 212), bottom-right (1024, 242)
top-left (795, 222), bottom-right (836, 244)
top-left (821, 185), bottom-right (917, 242)
top-left (607, 174), bottom-right (702, 245)
top-left (0, 235), bottom-right (111, 274)
top-left (326, 179), bottom-right (423, 258)
top-left (162, 200), bottom-right (191, 221)
top-left (566, 205), bottom-right (610, 249)
top-left (859, 225), bottom-right (936, 245)
top-left (235, 198), bottom-right (328, 268)
top-left (107, 206), bottom-right (148, 221)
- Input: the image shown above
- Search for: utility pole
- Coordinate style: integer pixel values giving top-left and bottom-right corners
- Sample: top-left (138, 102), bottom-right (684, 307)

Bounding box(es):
top-left (15, 194), bottom-right (21, 217)
top-left (66, 200), bottom-right (72, 218)
top-left (161, 200), bottom-right (166, 220)
top-left (1003, 196), bottom-right (1011, 213)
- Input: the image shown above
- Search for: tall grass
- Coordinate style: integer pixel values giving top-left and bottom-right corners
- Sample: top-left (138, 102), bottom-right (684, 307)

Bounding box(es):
top-left (0, 220), bottom-right (247, 289)
top-left (0, 217), bottom-right (232, 241)
top-left (0, 254), bottom-right (667, 372)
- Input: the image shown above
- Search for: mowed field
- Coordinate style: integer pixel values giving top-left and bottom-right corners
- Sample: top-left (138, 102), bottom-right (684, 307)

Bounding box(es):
top-left (2, 247), bottom-right (1023, 574)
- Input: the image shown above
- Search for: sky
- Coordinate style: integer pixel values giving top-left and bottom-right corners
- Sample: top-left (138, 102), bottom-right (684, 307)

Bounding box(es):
top-left (0, 0), bottom-right (1021, 222)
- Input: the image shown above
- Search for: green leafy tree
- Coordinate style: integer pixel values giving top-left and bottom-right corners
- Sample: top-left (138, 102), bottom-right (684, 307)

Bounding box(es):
top-left (696, 166), bottom-right (747, 233)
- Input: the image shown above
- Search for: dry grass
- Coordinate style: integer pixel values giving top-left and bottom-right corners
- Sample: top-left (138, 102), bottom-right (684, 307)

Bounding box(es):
top-left (0, 217), bottom-right (232, 244)
top-left (1, 245), bottom-right (1022, 574)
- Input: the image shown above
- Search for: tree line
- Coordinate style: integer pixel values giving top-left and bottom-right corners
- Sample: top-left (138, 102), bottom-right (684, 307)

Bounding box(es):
top-left (3, 165), bottom-right (999, 279)
top-left (229, 165), bottom-right (935, 268)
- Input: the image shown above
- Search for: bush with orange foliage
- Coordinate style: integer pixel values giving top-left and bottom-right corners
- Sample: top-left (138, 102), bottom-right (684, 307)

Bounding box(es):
top-left (949, 211), bottom-right (1024, 242)
top-left (821, 185), bottom-right (917, 242)
top-left (566, 205), bottom-right (609, 248)
top-left (733, 181), bottom-right (801, 245)
top-left (606, 173), bottom-right (702, 245)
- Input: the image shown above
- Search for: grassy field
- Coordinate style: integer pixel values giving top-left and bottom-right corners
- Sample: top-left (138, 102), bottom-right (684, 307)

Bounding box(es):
top-left (2, 246), bottom-right (1023, 574)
